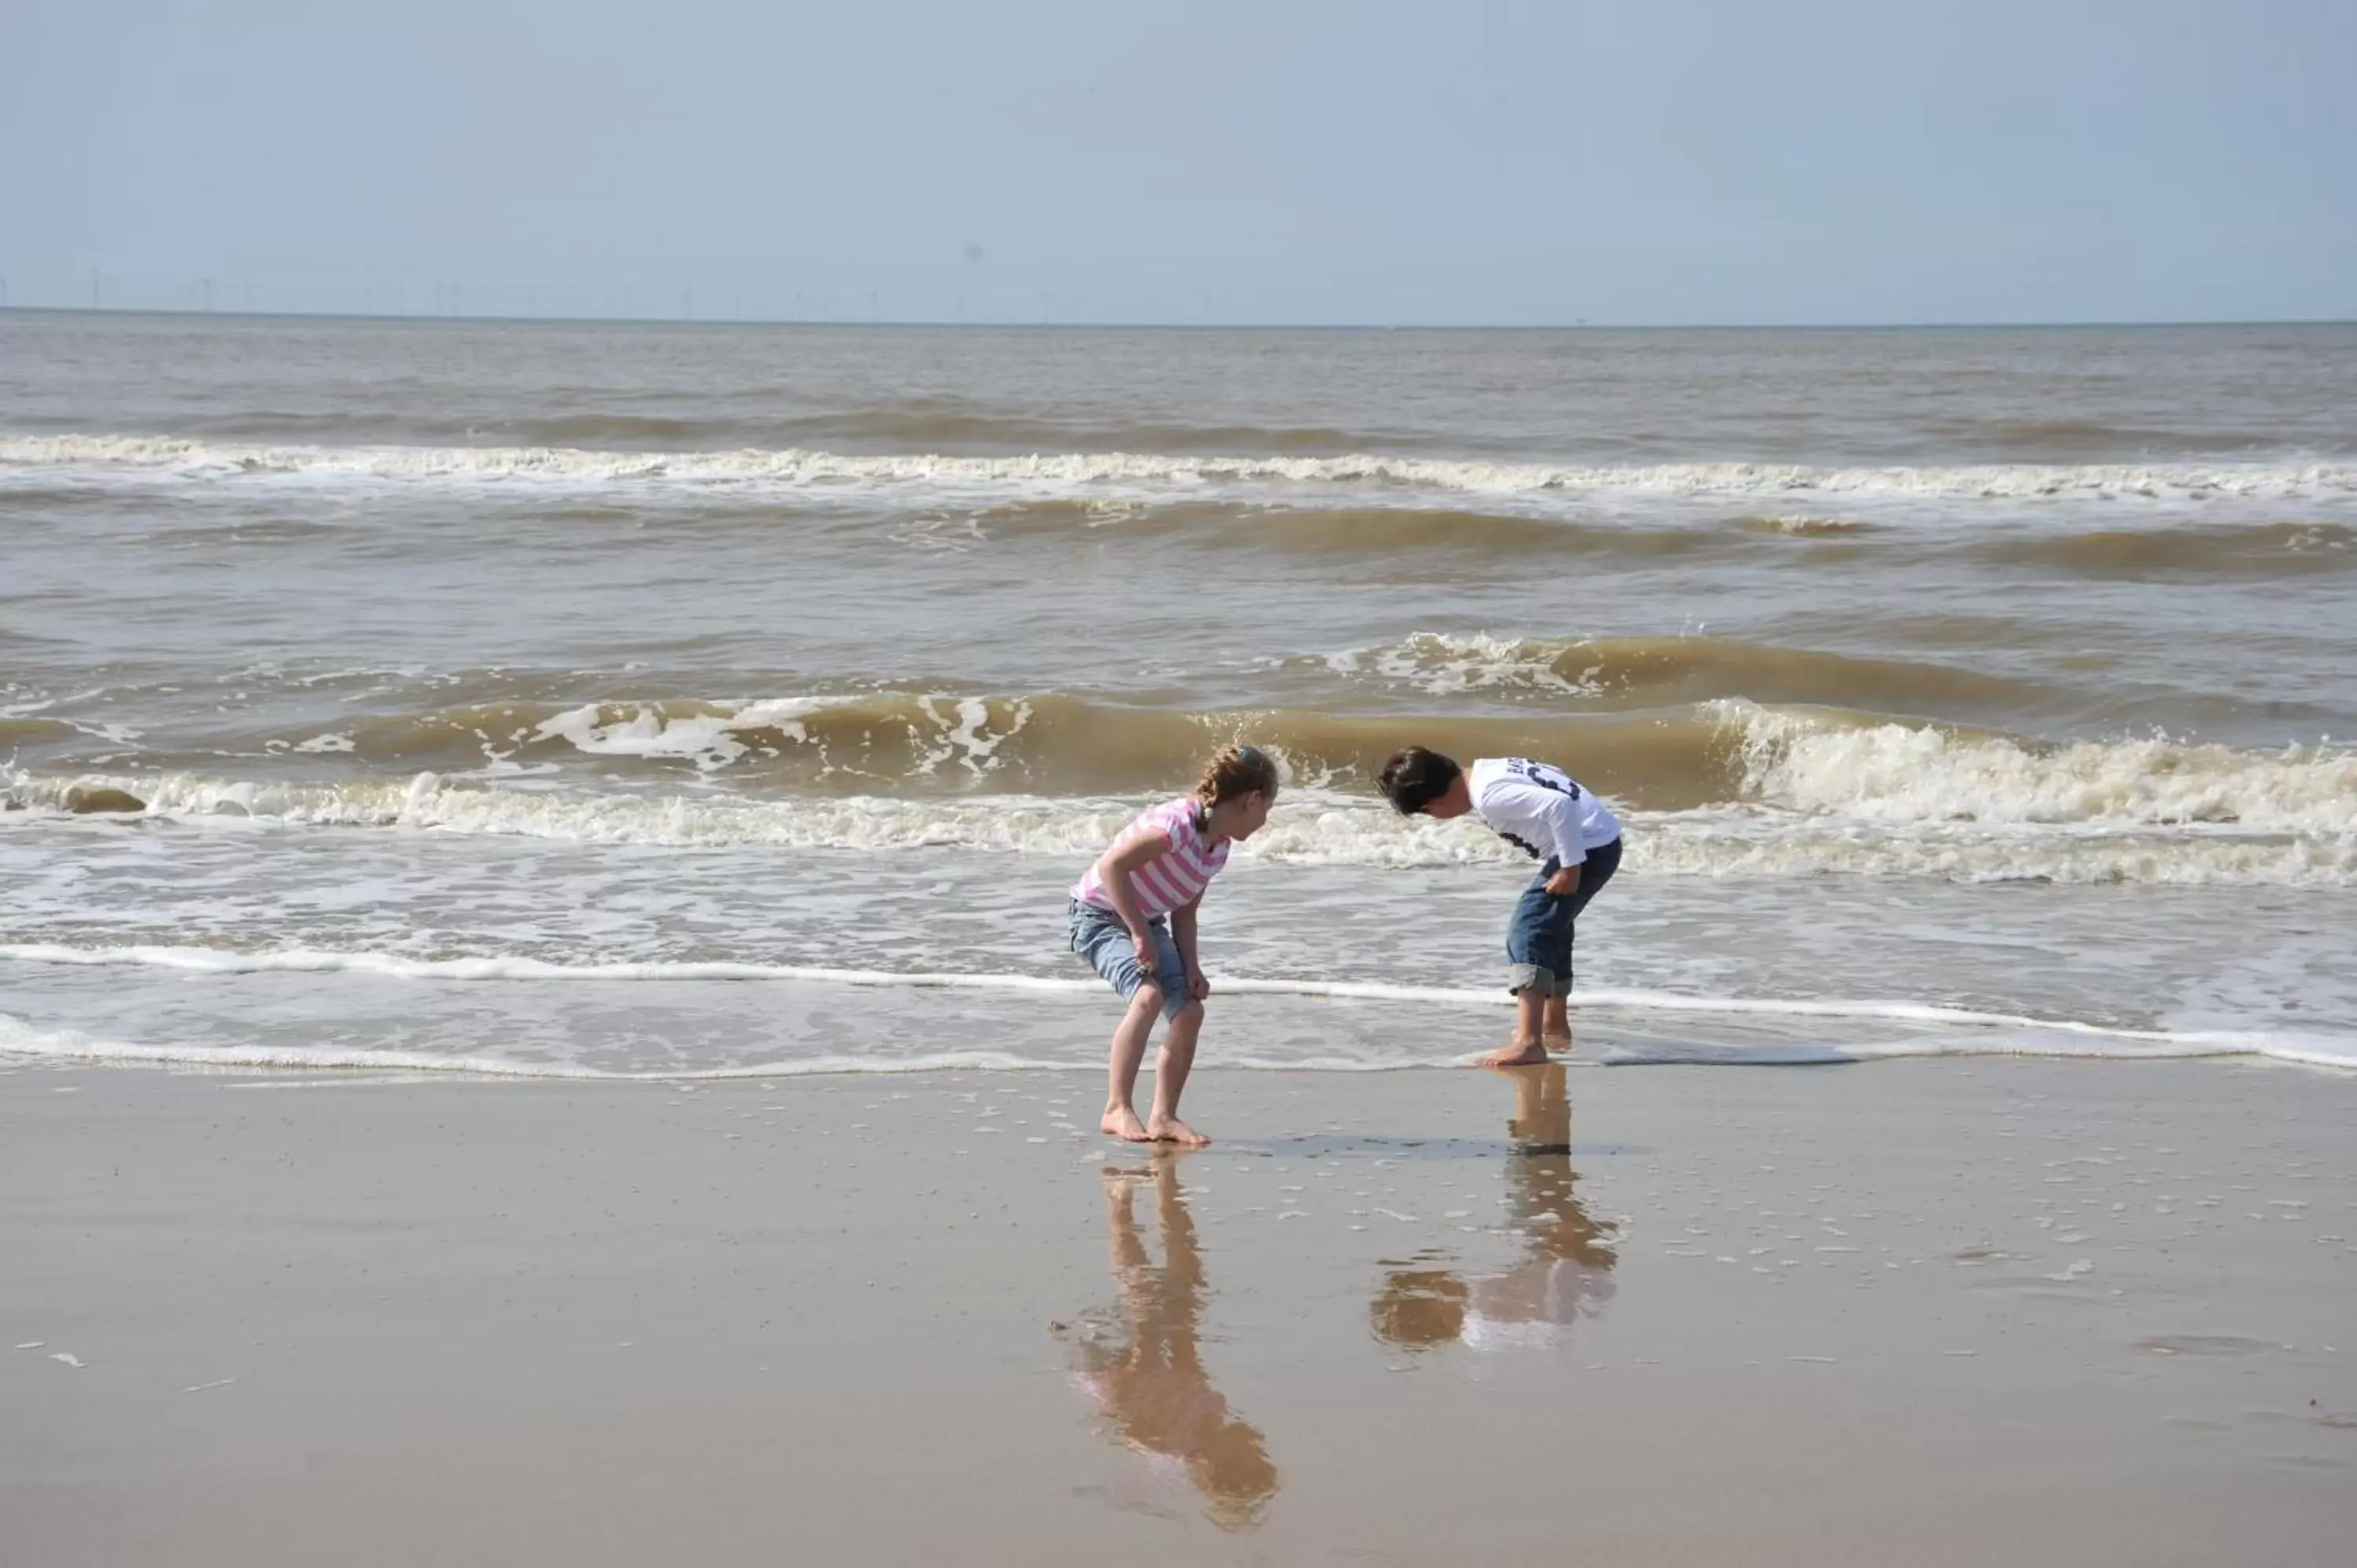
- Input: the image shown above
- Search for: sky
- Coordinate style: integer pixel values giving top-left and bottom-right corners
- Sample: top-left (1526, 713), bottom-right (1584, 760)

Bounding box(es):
top-left (3, 0), bottom-right (2352, 326)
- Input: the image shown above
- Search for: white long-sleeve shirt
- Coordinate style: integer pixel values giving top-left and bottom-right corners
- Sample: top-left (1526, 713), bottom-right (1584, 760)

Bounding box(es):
top-left (1468, 757), bottom-right (1622, 866)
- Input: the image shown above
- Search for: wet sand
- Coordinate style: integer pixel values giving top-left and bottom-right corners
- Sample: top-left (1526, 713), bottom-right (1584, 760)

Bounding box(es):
top-left (5, 1058), bottom-right (2353, 1566)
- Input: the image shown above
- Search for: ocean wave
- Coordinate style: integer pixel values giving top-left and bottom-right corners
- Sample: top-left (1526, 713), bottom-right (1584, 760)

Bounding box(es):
top-left (429, 408), bottom-right (1379, 456)
top-left (1727, 705), bottom-right (2357, 833)
top-left (24, 685), bottom-right (2354, 822)
top-left (1321, 632), bottom-right (2039, 714)
top-left (7, 698), bottom-right (2353, 883)
top-left (1630, 814), bottom-right (2357, 885)
top-left (15, 692), bottom-right (1757, 803)
top-left (0, 716), bottom-right (79, 746)
top-left (977, 501), bottom-right (1730, 557)
top-left (5, 433), bottom-right (2352, 503)
top-left (1731, 515), bottom-right (1879, 535)
top-left (1976, 518), bottom-right (2357, 577)
top-left (9, 771), bottom-right (2350, 883)
top-left (1918, 415), bottom-right (2288, 461)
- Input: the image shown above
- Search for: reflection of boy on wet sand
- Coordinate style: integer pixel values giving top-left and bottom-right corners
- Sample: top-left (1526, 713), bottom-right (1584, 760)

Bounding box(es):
top-left (1058, 1156), bottom-right (1279, 1530)
top-left (1372, 1065), bottom-right (1618, 1352)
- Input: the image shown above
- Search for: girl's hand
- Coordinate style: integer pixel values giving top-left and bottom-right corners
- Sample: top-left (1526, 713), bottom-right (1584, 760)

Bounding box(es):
top-left (1187, 966), bottom-right (1211, 1002)
top-left (1132, 930), bottom-right (1159, 969)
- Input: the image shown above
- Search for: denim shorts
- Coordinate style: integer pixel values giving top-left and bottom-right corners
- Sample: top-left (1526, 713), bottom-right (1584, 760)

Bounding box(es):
top-left (1505, 837), bottom-right (1623, 998)
top-left (1069, 899), bottom-right (1193, 1021)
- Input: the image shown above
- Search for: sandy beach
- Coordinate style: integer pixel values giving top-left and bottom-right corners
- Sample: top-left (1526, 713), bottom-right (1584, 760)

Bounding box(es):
top-left (6, 1057), bottom-right (2352, 1566)
top-left (12, 6), bottom-right (2356, 1562)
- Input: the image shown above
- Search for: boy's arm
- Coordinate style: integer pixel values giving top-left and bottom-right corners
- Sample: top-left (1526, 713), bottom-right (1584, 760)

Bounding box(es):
top-left (1485, 773), bottom-right (1586, 896)
top-left (1486, 771), bottom-right (1588, 886)
top-left (1541, 796), bottom-right (1587, 895)
top-left (1545, 794), bottom-right (1587, 893)
top-left (1092, 827), bottom-right (1174, 963)
top-left (1171, 896), bottom-right (1208, 998)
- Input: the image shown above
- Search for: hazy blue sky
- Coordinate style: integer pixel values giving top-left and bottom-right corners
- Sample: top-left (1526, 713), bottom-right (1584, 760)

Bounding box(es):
top-left (5, 1), bottom-right (2351, 324)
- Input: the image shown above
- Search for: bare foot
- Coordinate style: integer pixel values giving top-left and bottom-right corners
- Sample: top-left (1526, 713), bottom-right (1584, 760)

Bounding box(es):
top-left (1541, 1029), bottom-right (1574, 1051)
top-left (1147, 1116), bottom-right (1211, 1147)
top-left (1101, 1106), bottom-right (1153, 1142)
top-left (1475, 1037), bottom-right (1550, 1068)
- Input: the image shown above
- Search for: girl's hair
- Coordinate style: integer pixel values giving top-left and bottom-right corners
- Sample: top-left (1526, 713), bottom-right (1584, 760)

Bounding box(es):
top-left (1193, 744), bottom-right (1280, 805)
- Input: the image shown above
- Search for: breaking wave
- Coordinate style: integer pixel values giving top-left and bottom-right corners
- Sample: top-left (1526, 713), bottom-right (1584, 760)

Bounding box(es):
top-left (1977, 518), bottom-right (2357, 577)
top-left (6, 433), bottom-right (2352, 504)
top-left (1320, 632), bottom-right (2040, 716)
top-left (7, 716), bottom-right (2355, 886)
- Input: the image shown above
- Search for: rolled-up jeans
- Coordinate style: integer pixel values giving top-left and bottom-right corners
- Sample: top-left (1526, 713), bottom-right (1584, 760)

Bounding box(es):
top-left (1505, 837), bottom-right (1623, 998)
top-left (1069, 899), bottom-right (1193, 1021)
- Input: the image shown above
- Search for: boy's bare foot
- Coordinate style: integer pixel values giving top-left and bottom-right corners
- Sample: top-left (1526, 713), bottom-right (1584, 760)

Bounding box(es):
top-left (1541, 1029), bottom-right (1574, 1051)
top-left (1475, 1036), bottom-right (1550, 1068)
top-left (1147, 1116), bottom-right (1211, 1147)
top-left (1101, 1107), bottom-right (1153, 1142)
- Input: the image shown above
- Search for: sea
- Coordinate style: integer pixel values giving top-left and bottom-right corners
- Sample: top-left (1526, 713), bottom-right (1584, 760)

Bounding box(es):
top-left (3, 313), bottom-right (2353, 1079)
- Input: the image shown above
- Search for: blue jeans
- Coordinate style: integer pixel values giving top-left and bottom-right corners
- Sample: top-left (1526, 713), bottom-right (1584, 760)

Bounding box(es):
top-left (1069, 899), bottom-right (1193, 1021)
top-left (1506, 837), bottom-right (1622, 998)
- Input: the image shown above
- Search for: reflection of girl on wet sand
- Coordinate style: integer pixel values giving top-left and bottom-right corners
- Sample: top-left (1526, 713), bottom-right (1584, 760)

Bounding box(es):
top-left (1372, 1064), bottom-right (1618, 1352)
top-left (1057, 1155), bottom-right (1279, 1530)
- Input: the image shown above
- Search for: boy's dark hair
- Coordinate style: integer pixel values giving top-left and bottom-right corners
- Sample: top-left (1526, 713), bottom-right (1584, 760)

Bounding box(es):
top-left (1376, 746), bottom-right (1461, 815)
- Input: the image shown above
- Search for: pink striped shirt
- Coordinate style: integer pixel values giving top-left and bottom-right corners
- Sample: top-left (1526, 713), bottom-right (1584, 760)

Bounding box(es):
top-left (1071, 797), bottom-right (1231, 920)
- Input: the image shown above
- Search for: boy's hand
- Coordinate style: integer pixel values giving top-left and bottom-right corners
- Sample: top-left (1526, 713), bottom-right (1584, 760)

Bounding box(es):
top-left (1186, 965), bottom-right (1211, 1002)
top-left (1545, 865), bottom-right (1582, 897)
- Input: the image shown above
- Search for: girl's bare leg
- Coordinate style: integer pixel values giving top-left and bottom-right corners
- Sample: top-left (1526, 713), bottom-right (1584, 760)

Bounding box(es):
top-left (1101, 987), bottom-right (1162, 1141)
top-left (1147, 1002), bottom-right (1211, 1145)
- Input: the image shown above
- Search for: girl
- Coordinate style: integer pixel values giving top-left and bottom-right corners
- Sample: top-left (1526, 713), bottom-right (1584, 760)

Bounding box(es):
top-left (1069, 745), bottom-right (1279, 1145)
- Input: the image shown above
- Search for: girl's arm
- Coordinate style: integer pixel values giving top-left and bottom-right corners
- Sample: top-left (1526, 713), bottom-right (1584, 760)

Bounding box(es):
top-left (1170, 896), bottom-right (1208, 998)
top-left (1092, 827), bottom-right (1174, 964)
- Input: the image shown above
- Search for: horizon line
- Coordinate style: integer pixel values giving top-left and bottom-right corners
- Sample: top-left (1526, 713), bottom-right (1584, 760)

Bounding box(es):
top-left (2, 305), bottom-right (2353, 333)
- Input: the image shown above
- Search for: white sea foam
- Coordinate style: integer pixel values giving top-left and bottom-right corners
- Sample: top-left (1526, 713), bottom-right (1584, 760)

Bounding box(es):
top-left (1603, 1033), bottom-right (2357, 1071)
top-left (530, 698), bottom-right (829, 771)
top-left (508, 694), bottom-right (1032, 778)
top-left (0, 942), bottom-right (1113, 992)
top-left (5, 989), bottom-right (2347, 1078)
top-left (0, 1006), bottom-right (1440, 1079)
top-left (5, 942), bottom-right (2346, 1060)
top-left (5, 768), bottom-right (1153, 855)
top-left (0, 1013), bottom-right (1077, 1080)
top-left (1728, 702), bottom-right (2357, 833)
top-left (5, 433), bottom-right (2352, 504)
top-left (1632, 814), bottom-right (2357, 885)
top-left (1325, 633), bottom-right (1600, 697)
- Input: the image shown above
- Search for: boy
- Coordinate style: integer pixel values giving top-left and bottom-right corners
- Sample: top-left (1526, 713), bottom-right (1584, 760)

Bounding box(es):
top-left (1376, 748), bottom-right (1623, 1065)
